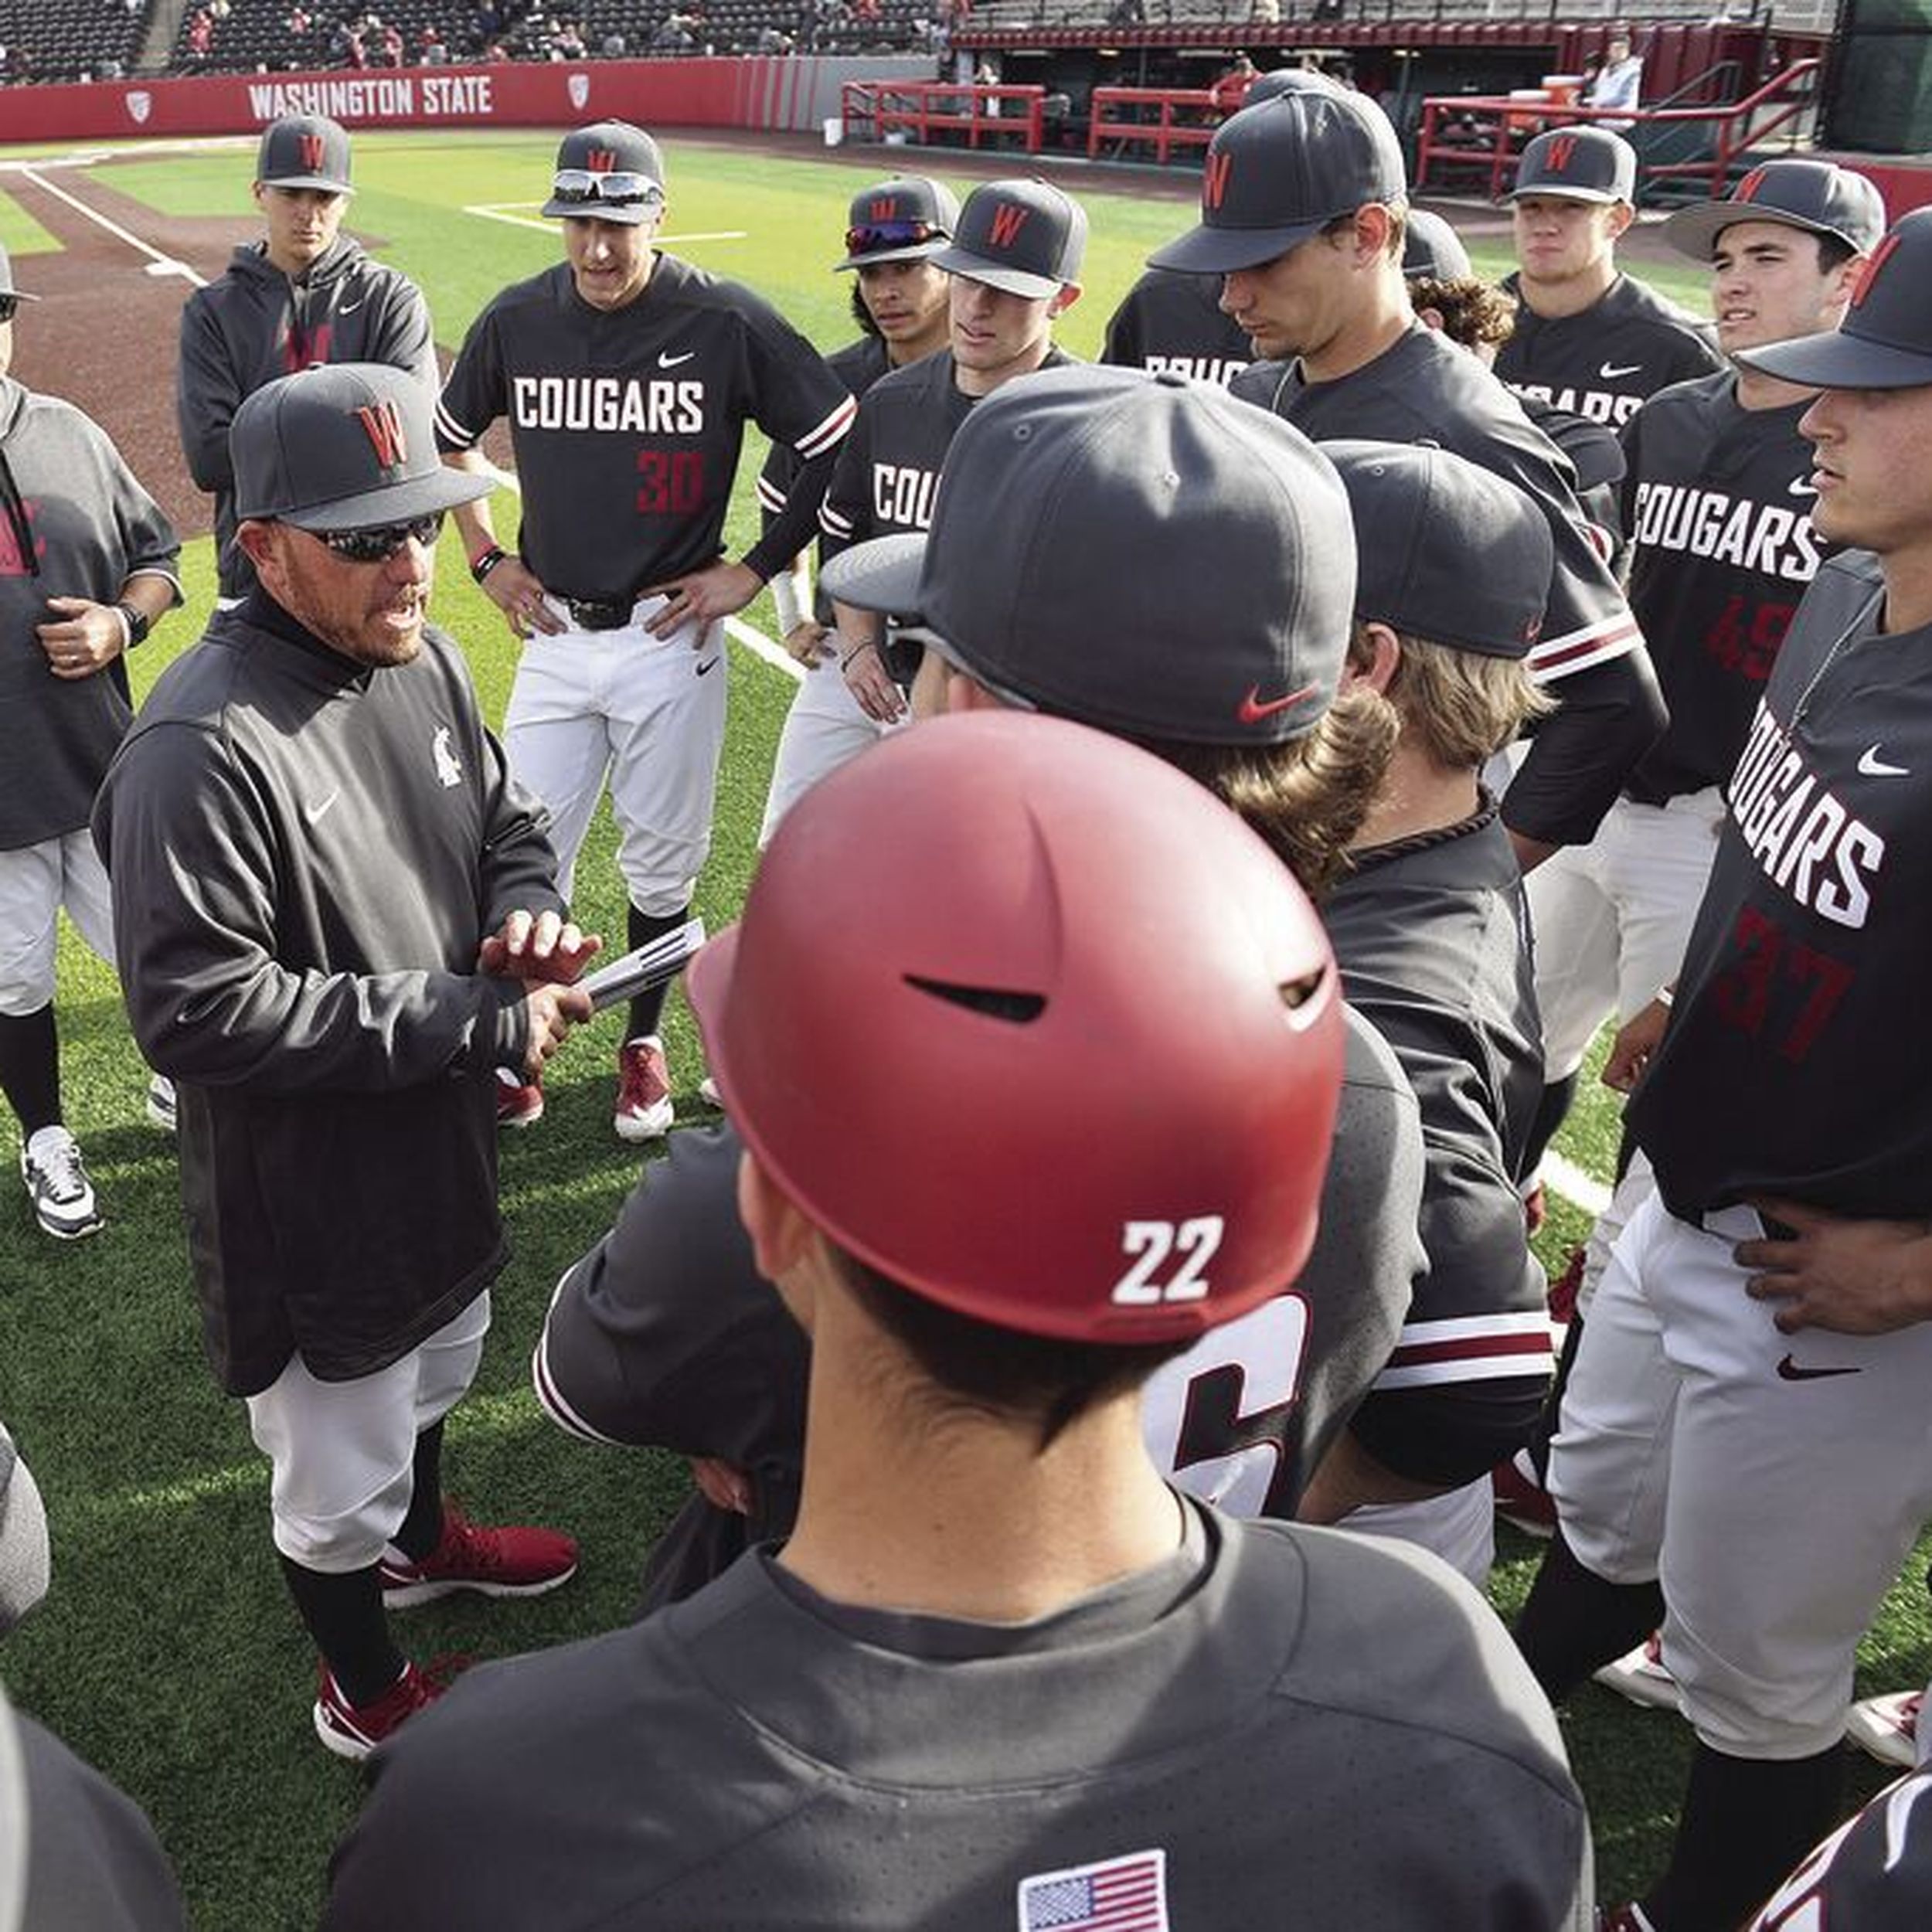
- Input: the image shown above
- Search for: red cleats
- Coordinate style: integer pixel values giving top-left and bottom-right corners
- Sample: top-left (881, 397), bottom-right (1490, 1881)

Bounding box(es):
top-left (378, 1502), bottom-right (579, 1608)
top-left (314, 1656), bottom-right (463, 1762)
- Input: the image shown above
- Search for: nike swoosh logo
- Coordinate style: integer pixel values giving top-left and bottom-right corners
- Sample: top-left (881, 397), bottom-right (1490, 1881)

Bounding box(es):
top-left (658, 350), bottom-right (696, 369)
top-left (1788, 477), bottom-right (1818, 497)
top-left (695, 655), bottom-right (718, 676)
top-left (304, 788), bottom-right (341, 825)
top-left (1859, 746), bottom-right (1910, 777)
top-left (1599, 361), bottom-right (1642, 379)
top-left (1236, 681), bottom-right (1317, 725)
top-left (338, 298), bottom-right (365, 315)
top-left (1776, 1354), bottom-right (1861, 1382)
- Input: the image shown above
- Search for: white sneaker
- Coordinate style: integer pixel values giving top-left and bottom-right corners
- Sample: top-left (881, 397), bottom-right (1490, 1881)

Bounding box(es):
top-left (698, 1075), bottom-right (720, 1107)
top-left (1847, 1690), bottom-right (1922, 1769)
top-left (20, 1126), bottom-right (104, 1240)
top-left (145, 1073), bottom-right (177, 1133)
top-left (1594, 1631), bottom-right (1679, 1713)
top-left (613, 1036), bottom-right (674, 1143)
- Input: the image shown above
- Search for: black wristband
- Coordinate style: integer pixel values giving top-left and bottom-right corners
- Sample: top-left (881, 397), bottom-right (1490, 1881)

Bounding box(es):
top-left (470, 545), bottom-right (508, 585)
top-left (114, 600), bottom-right (151, 648)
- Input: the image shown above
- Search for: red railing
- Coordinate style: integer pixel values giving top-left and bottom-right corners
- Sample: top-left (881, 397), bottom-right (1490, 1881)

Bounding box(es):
top-left (1414, 56), bottom-right (1821, 202)
top-left (842, 80), bottom-right (1046, 152)
top-left (1086, 86), bottom-right (1223, 162)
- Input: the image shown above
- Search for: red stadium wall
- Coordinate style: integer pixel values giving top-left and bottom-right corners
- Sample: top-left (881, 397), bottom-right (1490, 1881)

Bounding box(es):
top-left (0, 55), bottom-right (931, 143)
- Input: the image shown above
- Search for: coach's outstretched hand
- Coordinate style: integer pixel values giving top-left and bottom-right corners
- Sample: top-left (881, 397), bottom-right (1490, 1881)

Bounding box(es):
top-left (478, 908), bottom-right (602, 984)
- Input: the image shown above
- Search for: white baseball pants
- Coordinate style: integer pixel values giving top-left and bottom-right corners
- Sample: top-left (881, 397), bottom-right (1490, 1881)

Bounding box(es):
top-left (757, 655), bottom-right (889, 849)
top-left (0, 832), bottom-right (114, 1015)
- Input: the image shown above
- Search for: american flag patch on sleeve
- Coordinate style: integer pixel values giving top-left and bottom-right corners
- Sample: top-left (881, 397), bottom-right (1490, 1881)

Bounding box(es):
top-left (1016, 1849), bottom-right (1168, 1930)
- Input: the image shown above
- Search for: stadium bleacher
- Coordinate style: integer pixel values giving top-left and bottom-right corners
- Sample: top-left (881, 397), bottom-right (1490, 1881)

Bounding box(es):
top-left (0, 0), bottom-right (148, 84)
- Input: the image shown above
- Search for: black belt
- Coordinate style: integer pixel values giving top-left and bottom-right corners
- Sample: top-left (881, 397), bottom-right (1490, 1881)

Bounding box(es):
top-left (559, 595), bottom-right (634, 631)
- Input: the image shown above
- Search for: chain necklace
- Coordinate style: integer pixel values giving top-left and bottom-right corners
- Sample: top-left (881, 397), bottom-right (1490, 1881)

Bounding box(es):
top-left (1791, 583), bottom-right (1886, 726)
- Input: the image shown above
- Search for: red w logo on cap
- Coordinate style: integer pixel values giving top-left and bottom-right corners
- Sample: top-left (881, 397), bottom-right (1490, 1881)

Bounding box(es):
top-left (1544, 134), bottom-right (1577, 175)
top-left (870, 198), bottom-right (898, 219)
top-left (1203, 151), bottom-right (1233, 212)
top-left (298, 132), bottom-right (325, 173)
top-left (986, 202), bottom-right (1030, 250)
top-left (586, 148), bottom-right (617, 173)
top-left (1850, 230), bottom-right (1900, 309)
top-left (355, 399), bottom-right (408, 469)
top-left (1735, 165), bottom-right (1767, 202)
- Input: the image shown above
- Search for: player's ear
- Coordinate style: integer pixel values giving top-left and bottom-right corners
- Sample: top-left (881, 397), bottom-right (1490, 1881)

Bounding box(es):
top-left (737, 1148), bottom-right (817, 1294)
top-left (1342, 620), bottom-right (1401, 695)
top-left (235, 519), bottom-right (283, 572)
top-left (1415, 303), bottom-right (1447, 335)
top-left (1607, 201), bottom-right (1637, 242)
top-left (1048, 281), bottom-right (1083, 319)
top-left (1827, 250), bottom-right (1869, 315)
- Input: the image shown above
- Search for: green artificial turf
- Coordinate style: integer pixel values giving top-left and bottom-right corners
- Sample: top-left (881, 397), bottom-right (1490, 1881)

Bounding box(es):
top-left (0, 127), bottom-right (1918, 1927)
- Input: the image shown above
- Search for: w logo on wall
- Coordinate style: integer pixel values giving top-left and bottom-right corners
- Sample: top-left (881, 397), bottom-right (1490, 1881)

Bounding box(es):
top-left (1202, 151), bottom-right (1233, 212)
top-left (125, 90), bottom-right (151, 124)
top-left (298, 133), bottom-right (325, 173)
top-left (987, 202), bottom-right (1030, 249)
top-left (567, 73), bottom-right (590, 111)
top-left (355, 399), bottom-right (409, 469)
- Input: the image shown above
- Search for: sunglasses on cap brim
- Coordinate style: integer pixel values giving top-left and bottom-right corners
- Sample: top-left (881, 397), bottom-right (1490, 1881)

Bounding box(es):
top-left (551, 169), bottom-right (663, 209)
top-left (309, 512), bottom-right (445, 564)
top-left (846, 219), bottom-right (947, 257)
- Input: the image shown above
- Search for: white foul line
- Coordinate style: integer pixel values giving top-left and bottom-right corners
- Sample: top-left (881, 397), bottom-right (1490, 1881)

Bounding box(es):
top-left (15, 165), bottom-right (206, 287)
top-left (1544, 1149), bottom-right (1611, 1220)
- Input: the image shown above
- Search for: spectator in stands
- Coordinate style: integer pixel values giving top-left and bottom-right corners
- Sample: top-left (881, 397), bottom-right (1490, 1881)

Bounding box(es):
top-left (1584, 28), bottom-right (1643, 131)
top-left (186, 8), bottom-right (213, 60)
top-left (287, 4), bottom-right (311, 32)
top-left (600, 28), bottom-right (625, 54)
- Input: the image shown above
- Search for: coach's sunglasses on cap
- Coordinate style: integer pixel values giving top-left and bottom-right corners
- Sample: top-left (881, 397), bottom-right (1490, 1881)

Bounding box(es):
top-left (313, 512), bottom-right (445, 564)
top-left (845, 219), bottom-right (946, 256)
top-left (551, 169), bottom-right (664, 209)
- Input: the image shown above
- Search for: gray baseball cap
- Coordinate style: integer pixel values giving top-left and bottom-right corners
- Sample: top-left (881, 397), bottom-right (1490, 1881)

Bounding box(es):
top-left (1506, 126), bottom-right (1637, 205)
top-left (257, 114), bottom-right (353, 194)
top-left (0, 244), bottom-right (39, 305)
top-left (1403, 207), bottom-right (1474, 282)
top-left (1665, 158), bottom-right (1887, 261)
top-left (931, 179), bottom-right (1086, 298)
top-left (232, 362), bottom-right (492, 531)
top-left (542, 120), bottom-right (666, 223)
top-left (1245, 66), bottom-right (1340, 104)
top-left (1148, 90), bottom-right (1407, 276)
top-left (820, 364), bottom-right (1355, 745)
top-left (1328, 441), bottom-right (1552, 658)
top-left (836, 175), bottom-right (959, 270)
top-left (1736, 207), bottom-right (1932, 389)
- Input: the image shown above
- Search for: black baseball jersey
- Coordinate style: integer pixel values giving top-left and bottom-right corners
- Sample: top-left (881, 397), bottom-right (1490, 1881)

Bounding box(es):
top-left (755, 333), bottom-right (890, 627)
top-left (818, 345), bottom-right (1075, 558)
top-left (1751, 1770), bottom-right (1932, 1930)
top-left (326, 1505), bottom-right (1593, 1930)
top-left (1321, 799), bottom-right (1553, 1485)
top-left (0, 378), bottom-right (182, 850)
top-left (94, 591), bottom-right (560, 1395)
top-left (435, 254), bottom-right (854, 602)
top-left (177, 236), bottom-right (435, 598)
top-left (536, 1008), bottom-right (1425, 1602)
top-left (1495, 271), bottom-right (1723, 427)
top-left (1233, 326), bottom-right (1665, 848)
top-left (1631, 550), bottom-right (1932, 1220)
top-left (1620, 372), bottom-right (1825, 801)
top-left (1101, 267), bottom-right (1251, 387)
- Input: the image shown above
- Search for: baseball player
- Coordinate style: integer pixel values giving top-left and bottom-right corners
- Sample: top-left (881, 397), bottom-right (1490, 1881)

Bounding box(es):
top-left (435, 121), bottom-right (854, 1139)
top-left (1512, 209), bottom-right (1932, 1931)
top-left (753, 174), bottom-right (955, 842)
top-left (1278, 441), bottom-right (1556, 1583)
top-left (176, 113), bottom-right (437, 604)
top-left (1524, 160), bottom-right (1883, 1321)
top-left (94, 365), bottom-right (590, 1761)
top-left (818, 176), bottom-right (1084, 729)
top-left (536, 366), bottom-right (1426, 1606)
top-left (328, 707), bottom-right (1592, 1931)
top-left (1161, 88), bottom-right (1665, 871)
top-left (0, 243), bottom-right (182, 1240)
top-left (1100, 66), bottom-right (1331, 388)
top-left (1494, 126), bottom-right (1723, 429)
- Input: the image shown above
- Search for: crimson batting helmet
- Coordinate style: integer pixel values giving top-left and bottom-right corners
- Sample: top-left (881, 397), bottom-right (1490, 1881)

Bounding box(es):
top-left (689, 711), bottom-right (1343, 1344)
